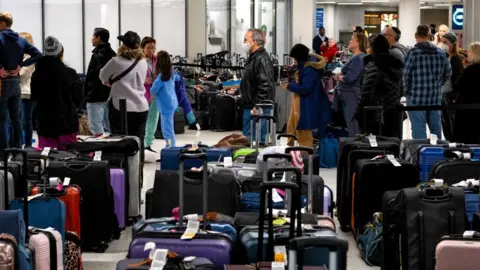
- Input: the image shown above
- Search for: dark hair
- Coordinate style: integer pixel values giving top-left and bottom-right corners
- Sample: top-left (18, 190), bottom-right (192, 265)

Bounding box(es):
top-left (289, 43), bottom-right (310, 62)
top-left (156, 51), bottom-right (172, 82)
top-left (416, 24), bottom-right (431, 38)
top-left (391, 27), bottom-right (401, 41)
top-left (94, 28), bottom-right (110, 43)
top-left (141, 37), bottom-right (156, 48)
top-left (354, 33), bottom-right (369, 53)
top-left (369, 34), bottom-right (390, 54)
top-left (354, 26), bottom-right (364, 34)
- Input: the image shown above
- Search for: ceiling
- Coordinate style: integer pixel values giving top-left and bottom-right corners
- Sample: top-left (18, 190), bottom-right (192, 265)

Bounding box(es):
top-left (316, 0), bottom-right (460, 8)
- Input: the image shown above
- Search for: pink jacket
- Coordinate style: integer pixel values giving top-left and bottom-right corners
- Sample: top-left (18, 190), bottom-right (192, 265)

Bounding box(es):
top-left (144, 55), bottom-right (157, 102)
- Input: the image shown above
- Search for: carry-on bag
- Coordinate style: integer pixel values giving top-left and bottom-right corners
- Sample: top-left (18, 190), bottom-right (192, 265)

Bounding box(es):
top-left (28, 228), bottom-right (63, 270)
top-left (0, 170), bottom-right (14, 211)
top-left (337, 135), bottom-right (400, 232)
top-left (400, 138), bottom-right (449, 164)
top-left (110, 168), bottom-right (126, 229)
top-left (210, 94), bottom-right (237, 131)
top-left (127, 150), bottom-right (233, 269)
top-left (160, 144), bottom-right (233, 171)
top-left (0, 233), bottom-right (17, 270)
top-left (351, 156), bottom-right (418, 236)
top-left (0, 159), bottom-right (26, 198)
top-left (434, 231), bottom-right (480, 270)
top-left (64, 232), bottom-right (82, 270)
top-left (429, 149), bottom-right (480, 185)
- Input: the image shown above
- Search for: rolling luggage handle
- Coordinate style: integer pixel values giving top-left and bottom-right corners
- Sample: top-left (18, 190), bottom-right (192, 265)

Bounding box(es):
top-left (288, 236), bottom-right (349, 270)
top-left (255, 115), bottom-right (277, 149)
top-left (262, 153), bottom-right (292, 185)
top-left (178, 151), bottom-right (208, 230)
top-left (285, 147), bottom-right (315, 215)
top-left (119, 98), bottom-right (128, 135)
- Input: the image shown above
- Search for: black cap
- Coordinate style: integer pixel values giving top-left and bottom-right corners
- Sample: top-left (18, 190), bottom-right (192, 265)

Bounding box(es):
top-left (118, 31), bottom-right (140, 49)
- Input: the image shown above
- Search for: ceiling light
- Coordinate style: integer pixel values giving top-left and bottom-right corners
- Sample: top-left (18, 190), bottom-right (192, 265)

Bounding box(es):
top-left (337, 2), bottom-right (363, 5)
top-left (316, 1), bottom-right (336, 3)
top-left (434, 3), bottom-right (450, 7)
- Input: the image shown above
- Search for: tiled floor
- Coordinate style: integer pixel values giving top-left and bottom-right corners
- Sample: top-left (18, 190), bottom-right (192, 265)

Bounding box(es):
top-left (80, 121), bottom-right (420, 269)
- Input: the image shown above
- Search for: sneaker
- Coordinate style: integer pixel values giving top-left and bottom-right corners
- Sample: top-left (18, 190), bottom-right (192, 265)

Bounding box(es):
top-left (145, 146), bottom-right (157, 153)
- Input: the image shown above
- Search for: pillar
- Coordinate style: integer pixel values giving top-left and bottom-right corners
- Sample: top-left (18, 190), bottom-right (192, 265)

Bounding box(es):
top-left (292, 0), bottom-right (316, 49)
top-left (186, 0), bottom-right (206, 60)
top-left (463, 0), bottom-right (480, 48)
top-left (398, 0), bottom-right (421, 47)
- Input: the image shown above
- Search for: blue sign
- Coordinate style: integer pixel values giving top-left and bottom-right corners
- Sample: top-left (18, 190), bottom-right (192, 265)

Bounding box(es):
top-left (452, 4), bottom-right (464, 30)
top-left (316, 8), bottom-right (324, 32)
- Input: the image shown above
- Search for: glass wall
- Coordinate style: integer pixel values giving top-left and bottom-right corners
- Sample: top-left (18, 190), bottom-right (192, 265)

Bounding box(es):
top-left (154, 0), bottom-right (186, 57)
top-left (45, 0), bottom-right (83, 72)
top-left (121, 0), bottom-right (152, 41)
top-left (276, 0), bottom-right (289, 64)
top-left (231, 0), bottom-right (252, 57)
top-left (206, 0), bottom-right (229, 54)
top-left (254, 0), bottom-right (274, 53)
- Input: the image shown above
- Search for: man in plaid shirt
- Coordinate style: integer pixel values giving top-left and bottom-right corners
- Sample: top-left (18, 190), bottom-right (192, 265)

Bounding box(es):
top-left (403, 24), bottom-right (451, 139)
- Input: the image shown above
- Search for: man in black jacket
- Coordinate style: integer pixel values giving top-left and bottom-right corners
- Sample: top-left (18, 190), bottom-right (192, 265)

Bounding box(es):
top-left (84, 28), bottom-right (116, 135)
top-left (240, 28), bottom-right (275, 144)
top-left (312, 27), bottom-right (328, 55)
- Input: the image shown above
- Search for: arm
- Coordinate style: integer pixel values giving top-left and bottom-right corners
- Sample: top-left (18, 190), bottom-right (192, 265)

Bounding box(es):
top-left (99, 58), bottom-right (116, 84)
top-left (341, 56), bottom-right (364, 84)
top-left (403, 52), bottom-right (414, 94)
top-left (254, 58), bottom-right (275, 104)
top-left (287, 68), bottom-right (316, 95)
top-left (441, 56), bottom-right (452, 86)
top-left (150, 76), bottom-right (161, 96)
top-left (175, 74), bottom-right (193, 114)
top-left (20, 42), bottom-right (42, 67)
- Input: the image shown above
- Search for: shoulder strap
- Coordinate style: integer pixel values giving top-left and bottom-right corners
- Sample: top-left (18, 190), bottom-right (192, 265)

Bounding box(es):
top-left (109, 58), bottom-right (141, 85)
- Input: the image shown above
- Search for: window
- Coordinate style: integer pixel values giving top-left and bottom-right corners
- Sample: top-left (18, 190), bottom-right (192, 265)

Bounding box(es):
top-left (206, 0), bottom-right (229, 54)
top-left (45, 0), bottom-right (83, 72)
top-left (231, 0), bottom-right (252, 56)
top-left (154, 0), bottom-right (186, 57)
top-left (0, 0), bottom-right (43, 53)
top-left (84, 0), bottom-right (119, 70)
top-left (121, 0), bottom-right (152, 41)
top-left (254, 0), bottom-right (274, 53)
top-left (276, 0), bottom-right (289, 64)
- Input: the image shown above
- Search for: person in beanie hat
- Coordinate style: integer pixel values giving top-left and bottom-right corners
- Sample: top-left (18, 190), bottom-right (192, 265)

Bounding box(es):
top-left (30, 36), bottom-right (83, 149)
top-left (99, 30), bottom-right (148, 162)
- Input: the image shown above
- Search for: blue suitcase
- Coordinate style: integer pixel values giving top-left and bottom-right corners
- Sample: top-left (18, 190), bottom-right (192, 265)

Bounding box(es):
top-left (160, 145), bottom-right (232, 171)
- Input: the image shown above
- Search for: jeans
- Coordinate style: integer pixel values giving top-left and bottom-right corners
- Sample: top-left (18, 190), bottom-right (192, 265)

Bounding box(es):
top-left (21, 99), bottom-right (34, 147)
top-left (87, 102), bottom-right (110, 135)
top-left (242, 108), bottom-right (272, 144)
top-left (160, 114), bottom-right (176, 147)
top-left (0, 78), bottom-right (22, 157)
top-left (408, 103), bottom-right (442, 139)
top-left (144, 99), bottom-right (160, 148)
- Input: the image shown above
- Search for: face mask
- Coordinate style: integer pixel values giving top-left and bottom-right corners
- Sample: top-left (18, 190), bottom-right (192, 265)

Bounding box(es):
top-left (439, 43), bottom-right (449, 52)
top-left (242, 42), bottom-right (252, 53)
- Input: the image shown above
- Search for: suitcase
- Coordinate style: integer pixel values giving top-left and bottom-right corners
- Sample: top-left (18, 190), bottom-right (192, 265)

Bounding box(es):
top-left (209, 94), bottom-right (236, 131)
top-left (0, 171), bottom-right (14, 211)
top-left (160, 144), bottom-right (233, 171)
top-left (435, 232), bottom-right (480, 270)
top-left (337, 136), bottom-right (400, 232)
top-left (127, 150), bottom-right (233, 269)
top-left (429, 150), bottom-right (480, 186)
top-left (64, 232), bottom-right (82, 270)
top-left (289, 235), bottom-right (349, 270)
top-left (31, 185), bottom-right (82, 238)
top-left (399, 139), bottom-right (449, 164)
top-left (110, 168), bottom-right (126, 229)
top-left (28, 228), bottom-right (63, 270)
top-left (351, 157), bottom-right (418, 236)
top-left (418, 145), bottom-right (480, 182)
top-left (116, 257), bottom-right (216, 270)
top-left (0, 160), bottom-right (25, 198)
top-left (156, 108), bottom-right (186, 139)
top-left (0, 233), bottom-right (16, 270)
top-left (384, 184), bottom-right (466, 270)
top-left (67, 136), bottom-right (142, 221)
top-left (46, 160), bottom-right (118, 252)
top-left (18, 147), bottom-right (78, 182)
top-left (464, 188), bottom-right (480, 228)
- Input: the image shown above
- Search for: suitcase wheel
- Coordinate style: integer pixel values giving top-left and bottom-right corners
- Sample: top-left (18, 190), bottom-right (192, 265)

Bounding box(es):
top-left (92, 242), bottom-right (109, 253)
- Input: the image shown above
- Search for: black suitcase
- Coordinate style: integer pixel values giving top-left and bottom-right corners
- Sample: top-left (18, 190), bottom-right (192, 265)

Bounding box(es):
top-left (156, 109), bottom-right (186, 139)
top-left (209, 94), bottom-right (236, 131)
top-left (336, 136), bottom-right (400, 232)
top-left (352, 157), bottom-right (418, 236)
top-left (383, 186), bottom-right (466, 270)
top-left (429, 149), bottom-right (480, 186)
top-left (234, 97), bottom-right (243, 131)
top-left (47, 160), bottom-right (119, 251)
top-left (149, 169), bottom-right (240, 219)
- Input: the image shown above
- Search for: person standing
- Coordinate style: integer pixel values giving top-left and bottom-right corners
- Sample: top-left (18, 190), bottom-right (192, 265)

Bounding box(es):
top-left (0, 12), bottom-right (42, 157)
top-left (18, 32), bottom-right (36, 147)
top-left (84, 28), bottom-right (116, 136)
top-left (433, 24), bottom-right (449, 47)
top-left (383, 26), bottom-right (408, 63)
top-left (141, 37), bottom-right (159, 152)
top-left (403, 24), bottom-right (451, 139)
top-left (313, 27), bottom-right (329, 55)
top-left (240, 28), bottom-right (275, 144)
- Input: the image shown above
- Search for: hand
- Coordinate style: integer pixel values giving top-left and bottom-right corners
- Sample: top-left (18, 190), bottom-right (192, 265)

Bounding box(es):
top-left (0, 68), bottom-right (8, 78)
top-left (338, 75), bottom-right (344, 82)
top-left (195, 85), bottom-right (201, 93)
top-left (145, 77), bottom-right (153, 85)
top-left (251, 107), bottom-right (258, 115)
top-left (294, 71), bottom-right (299, 83)
top-left (105, 82), bottom-right (111, 87)
top-left (9, 66), bottom-right (20, 76)
top-left (321, 43), bottom-right (327, 48)
top-left (281, 82), bottom-right (288, 89)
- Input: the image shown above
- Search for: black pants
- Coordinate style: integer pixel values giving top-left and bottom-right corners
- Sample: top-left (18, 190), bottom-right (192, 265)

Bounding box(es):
top-left (359, 107), bottom-right (404, 139)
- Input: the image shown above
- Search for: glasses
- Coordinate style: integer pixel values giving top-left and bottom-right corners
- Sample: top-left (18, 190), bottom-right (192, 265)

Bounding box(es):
top-left (145, 46), bottom-right (156, 50)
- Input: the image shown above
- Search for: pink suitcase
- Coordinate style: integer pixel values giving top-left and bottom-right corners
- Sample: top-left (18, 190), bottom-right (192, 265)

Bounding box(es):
top-left (110, 168), bottom-right (126, 229)
top-left (28, 228), bottom-right (63, 270)
top-left (435, 231), bottom-right (480, 270)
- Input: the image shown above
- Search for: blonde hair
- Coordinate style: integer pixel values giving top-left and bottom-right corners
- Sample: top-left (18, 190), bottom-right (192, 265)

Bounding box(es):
top-left (0, 12), bottom-right (13, 28)
top-left (470, 42), bottom-right (480, 64)
top-left (436, 24), bottom-right (449, 43)
top-left (19, 32), bottom-right (33, 45)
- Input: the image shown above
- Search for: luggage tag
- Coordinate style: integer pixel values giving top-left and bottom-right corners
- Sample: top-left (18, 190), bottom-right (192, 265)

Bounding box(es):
top-left (367, 135), bottom-right (378, 147)
top-left (271, 189), bottom-right (283, 203)
top-left (184, 214), bottom-right (199, 222)
top-left (41, 147), bottom-right (51, 168)
top-left (150, 248), bottom-right (169, 270)
top-left (432, 179), bottom-right (444, 187)
top-left (386, 155), bottom-right (401, 167)
top-left (27, 193), bottom-right (43, 201)
top-left (274, 246), bottom-right (287, 264)
top-left (93, 151), bottom-right (102, 161)
top-left (49, 177), bottom-right (61, 187)
top-left (182, 256), bottom-right (196, 269)
top-left (181, 220), bottom-right (200, 240)
top-left (271, 262), bottom-right (285, 270)
top-left (144, 242), bottom-right (157, 260)
top-left (430, 134), bottom-right (438, 145)
top-left (223, 156), bottom-right (233, 168)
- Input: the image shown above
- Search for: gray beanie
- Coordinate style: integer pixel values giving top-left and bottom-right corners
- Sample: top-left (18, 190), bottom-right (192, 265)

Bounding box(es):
top-left (44, 36), bottom-right (63, 56)
top-left (443, 32), bottom-right (457, 44)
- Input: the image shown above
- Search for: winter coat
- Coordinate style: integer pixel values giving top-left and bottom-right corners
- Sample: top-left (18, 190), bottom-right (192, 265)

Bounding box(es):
top-left (0, 29), bottom-right (41, 70)
top-left (239, 47), bottom-right (275, 108)
top-left (389, 43), bottom-right (408, 63)
top-left (313, 35), bottom-right (329, 55)
top-left (84, 43), bottom-right (116, 102)
top-left (321, 44), bottom-right (339, 63)
top-left (31, 56), bottom-right (83, 137)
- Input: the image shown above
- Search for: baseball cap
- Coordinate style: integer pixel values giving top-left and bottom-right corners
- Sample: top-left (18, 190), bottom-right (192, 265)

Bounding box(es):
top-left (118, 31), bottom-right (140, 49)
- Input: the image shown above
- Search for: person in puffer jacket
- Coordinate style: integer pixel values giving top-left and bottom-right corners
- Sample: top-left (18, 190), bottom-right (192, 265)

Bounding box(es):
top-left (357, 34), bottom-right (403, 138)
top-left (174, 74), bottom-right (197, 126)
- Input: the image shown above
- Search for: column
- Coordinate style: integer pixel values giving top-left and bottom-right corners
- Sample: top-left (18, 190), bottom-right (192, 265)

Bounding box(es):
top-left (398, 0), bottom-right (421, 47)
top-left (292, 0), bottom-right (316, 48)
top-left (187, 0), bottom-right (207, 60)
top-left (463, 0), bottom-right (480, 48)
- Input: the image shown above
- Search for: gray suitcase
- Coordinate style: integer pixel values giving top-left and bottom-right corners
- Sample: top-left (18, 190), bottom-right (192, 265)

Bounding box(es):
top-left (0, 171), bottom-right (15, 210)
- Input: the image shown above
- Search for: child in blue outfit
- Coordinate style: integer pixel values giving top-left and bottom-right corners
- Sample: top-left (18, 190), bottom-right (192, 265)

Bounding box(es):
top-left (150, 51), bottom-right (179, 147)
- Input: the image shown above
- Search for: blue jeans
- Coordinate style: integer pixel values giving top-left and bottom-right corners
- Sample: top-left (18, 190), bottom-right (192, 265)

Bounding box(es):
top-left (21, 99), bottom-right (34, 147)
top-left (87, 102), bottom-right (110, 135)
top-left (242, 108), bottom-right (272, 144)
top-left (0, 78), bottom-right (22, 156)
top-left (408, 104), bottom-right (442, 139)
top-left (160, 113), bottom-right (176, 147)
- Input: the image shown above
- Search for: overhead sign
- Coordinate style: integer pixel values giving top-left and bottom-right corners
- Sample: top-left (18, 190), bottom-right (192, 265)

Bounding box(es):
top-left (452, 4), bottom-right (464, 30)
top-left (316, 8), bottom-right (324, 32)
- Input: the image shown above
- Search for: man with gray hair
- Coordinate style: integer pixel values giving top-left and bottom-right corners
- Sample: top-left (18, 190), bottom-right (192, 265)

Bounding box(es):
top-left (384, 26), bottom-right (408, 62)
top-left (240, 28), bottom-right (275, 144)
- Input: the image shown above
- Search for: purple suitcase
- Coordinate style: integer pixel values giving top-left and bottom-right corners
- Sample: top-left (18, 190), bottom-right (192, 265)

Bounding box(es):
top-left (110, 168), bottom-right (126, 229)
top-left (127, 151), bottom-right (232, 269)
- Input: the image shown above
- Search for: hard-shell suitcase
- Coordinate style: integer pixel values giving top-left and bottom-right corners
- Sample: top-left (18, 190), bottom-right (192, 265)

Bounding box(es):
top-left (429, 150), bottom-right (480, 186)
top-left (110, 168), bottom-right (126, 229)
top-left (289, 235), bottom-right (349, 270)
top-left (116, 257), bottom-right (216, 270)
top-left (0, 160), bottom-right (25, 198)
top-left (400, 139), bottom-right (449, 164)
top-left (0, 233), bottom-right (16, 270)
top-left (0, 171), bottom-right (14, 211)
top-left (160, 144), bottom-right (233, 171)
top-left (435, 231), bottom-right (480, 270)
top-left (128, 150), bottom-right (233, 269)
top-left (337, 136), bottom-right (400, 232)
top-left (210, 94), bottom-right (236, 131)
top-left (351, 157), bottom-right (418, 236)
top-left (28, 228), bottom-right (63, 270)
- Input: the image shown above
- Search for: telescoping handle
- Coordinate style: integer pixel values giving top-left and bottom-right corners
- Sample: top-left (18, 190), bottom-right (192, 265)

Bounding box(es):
top-left (262, 153), bottom-right (292, 184)
top-left (277, 134), bottom-right (298, 145)
top-left (178, 151), bottom-right (208, 230)
top-left (119, 98), bottom-right (128, 135)
top-left (258, 170), bottom-right (303, 263)
top-left (249, 114), bottom-right (277, 149)
top-left (288, 236), bottom-right (349, 270)
top-left (4, 149), bottom-right (29, 230)
top-left (285, 146), bottom-right (315, 215)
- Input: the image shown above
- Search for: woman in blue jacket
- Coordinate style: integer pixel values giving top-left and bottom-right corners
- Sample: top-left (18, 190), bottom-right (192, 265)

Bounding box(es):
top-left (284, 43), bottom-right (324, 147)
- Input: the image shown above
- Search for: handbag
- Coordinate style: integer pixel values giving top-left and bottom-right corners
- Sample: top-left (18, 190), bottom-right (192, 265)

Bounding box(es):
top-left (108, 58), bottom-right (140, 85)
top-left (358, 212), bottom-right (384, 266)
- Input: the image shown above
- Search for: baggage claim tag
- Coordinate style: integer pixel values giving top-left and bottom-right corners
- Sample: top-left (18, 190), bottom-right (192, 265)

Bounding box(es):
top-left (271, 189), bottom-right (284, 203)
top-left (144, 242), bottom-right (157, 259)
top-left (274, 246), bottom-right (287, 264)
top-left (386, 155), bottom-right (401, 167)
top-left (41, 147), bottom-right (51, 158)
top-left (63, 177), bottom-right (71, 186)
top-left (150, 249), bottom-right (169, 270)
top-left (271, 262), bottom-right (285, 270)
top-left (368, 135), bottom-right (378, 147)
top-left (430, 134), bottom-right (438, 145)
top-left (223, 156), bottom-right (233, 168)
top-left (93, 151), bottom-right (102, 161)
top-left (181, 220), bottom-right (200, 240)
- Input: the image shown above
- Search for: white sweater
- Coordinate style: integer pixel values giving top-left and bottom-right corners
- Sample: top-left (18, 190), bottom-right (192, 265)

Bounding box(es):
top-left (20, 55), bottom-right (35, 99)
